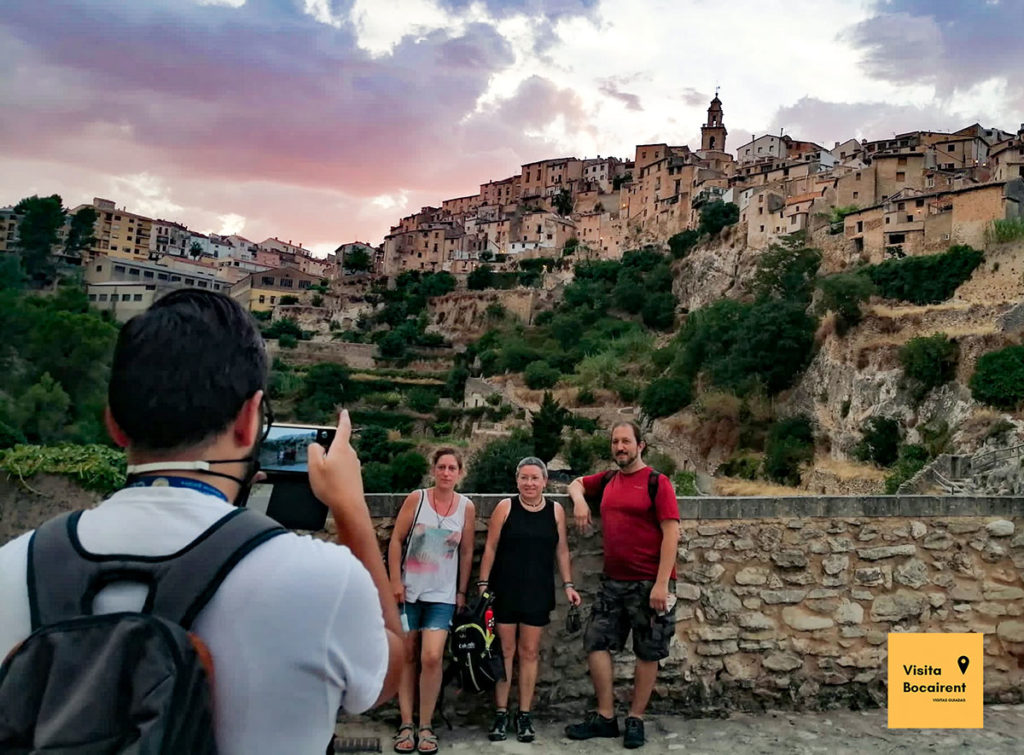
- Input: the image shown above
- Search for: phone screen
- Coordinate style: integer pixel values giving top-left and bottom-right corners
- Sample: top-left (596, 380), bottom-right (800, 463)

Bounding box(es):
top-left (248, 423), bottom-right (337, 530)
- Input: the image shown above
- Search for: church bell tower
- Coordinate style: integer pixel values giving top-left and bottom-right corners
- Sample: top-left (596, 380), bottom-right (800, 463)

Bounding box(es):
top-left (701, 91), bottom-right (727, 153)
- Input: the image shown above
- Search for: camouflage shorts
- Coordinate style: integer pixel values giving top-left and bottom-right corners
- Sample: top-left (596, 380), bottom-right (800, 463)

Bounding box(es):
top-left (583, 578), bottom-right (675, 662)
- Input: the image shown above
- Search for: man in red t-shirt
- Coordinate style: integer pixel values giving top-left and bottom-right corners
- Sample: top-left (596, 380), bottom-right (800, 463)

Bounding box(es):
top-left (564, 421), bottom-right (680, 750)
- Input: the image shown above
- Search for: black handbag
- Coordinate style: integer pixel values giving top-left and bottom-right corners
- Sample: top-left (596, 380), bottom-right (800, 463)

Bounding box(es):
top-left (565, 603), bottom-right (582, 634)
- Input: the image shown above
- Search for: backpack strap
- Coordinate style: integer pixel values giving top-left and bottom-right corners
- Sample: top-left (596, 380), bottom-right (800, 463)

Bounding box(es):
top-left (595, 469), bottom-right (617, 502)
top-left (647, 469), bottom-right (662, 508)
top-left (27, 508), bottom-right (287, 631)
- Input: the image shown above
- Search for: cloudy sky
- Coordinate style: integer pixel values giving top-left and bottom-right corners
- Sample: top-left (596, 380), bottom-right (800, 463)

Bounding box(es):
top-left (1, 0), bottom-right (1021, 255)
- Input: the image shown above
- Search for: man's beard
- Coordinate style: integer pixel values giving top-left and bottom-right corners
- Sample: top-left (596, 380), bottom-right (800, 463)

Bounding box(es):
top-left (614, 451), bottom-right (636, 469)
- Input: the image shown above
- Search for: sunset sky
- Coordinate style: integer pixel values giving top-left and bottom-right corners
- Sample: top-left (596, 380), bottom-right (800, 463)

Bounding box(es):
top-left (2, 0), bottom-right (1021, 256)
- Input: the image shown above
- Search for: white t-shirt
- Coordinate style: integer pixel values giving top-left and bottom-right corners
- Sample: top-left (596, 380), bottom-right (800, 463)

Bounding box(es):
top-left (0, 486), bottom-right (388, 755)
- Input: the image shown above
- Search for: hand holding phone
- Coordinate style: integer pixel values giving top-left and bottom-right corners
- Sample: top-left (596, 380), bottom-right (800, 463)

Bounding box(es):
top-left (307, 410), bottom-right (366, 522)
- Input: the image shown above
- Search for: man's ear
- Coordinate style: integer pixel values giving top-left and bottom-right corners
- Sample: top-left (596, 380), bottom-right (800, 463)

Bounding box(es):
top-left (104, 407), bottom-right (130, 448)
top-left (233, 390), bottom-right (264, 449)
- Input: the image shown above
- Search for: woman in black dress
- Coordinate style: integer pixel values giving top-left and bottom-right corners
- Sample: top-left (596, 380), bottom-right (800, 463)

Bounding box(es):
top-left (476, 457), bottom-right (582, 743)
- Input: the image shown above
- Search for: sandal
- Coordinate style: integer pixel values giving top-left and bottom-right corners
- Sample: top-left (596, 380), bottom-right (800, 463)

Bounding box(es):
top-left (393, 723), bottom-right (416, 753)
top-left (416, 726), bottom-right (439, 753)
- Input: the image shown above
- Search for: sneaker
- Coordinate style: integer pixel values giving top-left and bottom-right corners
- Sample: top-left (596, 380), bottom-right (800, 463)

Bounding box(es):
top-left (488, 710), bottom-right (509, 742)
top-left (515, 711), bottom-right (536, 743)
top-left (565, 711), bottom-right (620, 740)
top-left (623, 716), bottom-right (645, 749)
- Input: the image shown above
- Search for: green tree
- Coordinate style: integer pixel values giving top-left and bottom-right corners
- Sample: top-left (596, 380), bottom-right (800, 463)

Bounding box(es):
top-left (612, 269), bottom-right (645, 314)
top-left (467, 265), bottom-right (495, 290)
top-left (14, 372), bottom-right (70, 444)
top-left (970, 345), bottom-right (1024, 409)
top-left (668, 229), bottom-right (700, 259)
top-left (817, 272), bottom-right (874, 334)
top-left (405, 387), bottom-right (440, 413)
top-left (641, 377), bottom-right (692, 419)
top-left (279, 295), bottom-right (299, 305)
top-left (698, 200), bottom-right (739, 236)
top-left (0, 255), bottom-right (25, 291)
top-left (553, 188), bottom-right (573, 216)
top-left (13, 194), bottom-right (65, 283)
top-left (641, 291), bottom-right (677, 330)
top-left (900, 334), bottom-right (958, 398)
top-left (63, 206), bottom-right (98, 258)
top-left (464, 431), bottom-right (534, 493)
top-left (390, 450), bottom-right (429, 491)
top-left (531, 392), bottom-right (568, 462)
top-left (298, 363), bottom-right (351, 421)
top-left (563, 431), bottom-right (607, 473)
top-left (362, 461), bottom-right (394, 493)
top-left (763, 415), bottom-right (814, 486)
top-left (356, 426), bottom-right (392, 464)
top-left (189, 241), bottom-right (203, 259)
top-left (343, 246), bottom-right (373, 273)
top-left (311, 294), bottom-right (324, 308)
top-left (866, 245), bottom-right (983, 305)
top-left (748, 236), bottom-right (822, 303)
top-left (523, 360), bottom-right (560, 389)
top-left (854, 416), bottom-right (901, 467)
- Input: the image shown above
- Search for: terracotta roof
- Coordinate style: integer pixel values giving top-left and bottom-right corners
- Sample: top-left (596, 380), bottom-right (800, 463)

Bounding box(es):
top-left (785, 191), bottom-right (823, 205)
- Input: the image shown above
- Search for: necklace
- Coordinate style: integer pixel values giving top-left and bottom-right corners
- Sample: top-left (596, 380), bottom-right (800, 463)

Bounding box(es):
top-left (520, 496), bottom-right (545, 510)
top-left (431, 489), bottom-right (458, 527)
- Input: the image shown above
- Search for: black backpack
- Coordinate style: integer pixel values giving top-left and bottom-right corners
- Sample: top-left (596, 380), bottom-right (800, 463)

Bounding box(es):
top-left (444, 589), bottom-right (505, 694)
top-left (589, 468), bottom-right (663, 509)
top-left (0, 507), bottom-right (285, 754)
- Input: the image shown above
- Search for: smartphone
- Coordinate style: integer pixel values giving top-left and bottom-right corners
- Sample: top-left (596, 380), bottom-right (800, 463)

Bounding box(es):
top-left (246, 422), bottom-right (337, 530)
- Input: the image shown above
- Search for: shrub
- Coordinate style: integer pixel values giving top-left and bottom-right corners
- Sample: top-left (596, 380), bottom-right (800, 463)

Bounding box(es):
top-left (263, 317), bottom-right (304, 340)
top-left (866, 245), bottom-right (983, 305)
top-left (672, 470), bottom-right (699, 496)
top-left (644, 448), bottom-right (677, 476)
top-left (668, 230), bottom-right (700, 259)
top-left (356, 426), bottom-right (393, 464)
top-left (390, 450), bottom-right (429, 491)
top-left (748, 236), bottom-right (822, 304)
top-left (467, 265), bottom-right (495, 290)
top-left (970, 345), bottom-right (1024, 409)
top-left (817, 273), bottom-right (875, 335)
top-left (464, 431), bottom-right (534, 493)
top-left (297, 363), bottom-right (351, 421)
top-left (986, 217), bottom-right (1024, 245)
top-left (278, 333), bottom-right (297, 349)
top-left (523, 360), bottom-right (560, 390)
top-left (0, 443), bottom-right (126, 494)
top-left (854, 416), bottom-right (901, 467)
top-left (718, 455), bottom-right (760, 480)
top-left (900, 334), bottom-right (958, 397)
top-left (405, 388), bottom-right (440, 413)
top-left (311, 294), bottom-right (324, 308)
top-left (698, 201), bottom-right (740, 236)
top-left (884, 444), bottom-right (930, 494)
top-left (640, 377), bottom-right (692, 419)
top-left (361, 461), bottom-right (394, 493)
top-left (763, 415), bottom-right (814, 486)
top-left (563, 431), bottom-right (608, 474)
top-left (279, 295), bottom-right (299, 305)
top-left (576, 387), bottom-right (596, 405)
top-left (641, 292), bottom-right (677, 330)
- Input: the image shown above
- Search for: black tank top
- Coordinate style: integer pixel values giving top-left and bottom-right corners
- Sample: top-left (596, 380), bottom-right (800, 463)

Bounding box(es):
top-left (491, 496), bottom-right (558, 614)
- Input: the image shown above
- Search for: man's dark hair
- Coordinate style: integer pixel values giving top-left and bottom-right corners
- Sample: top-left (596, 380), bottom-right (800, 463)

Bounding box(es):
top-left (108, 290), bottom-right (268, 452)
top-left (610, 420), bottom-right (644, 446)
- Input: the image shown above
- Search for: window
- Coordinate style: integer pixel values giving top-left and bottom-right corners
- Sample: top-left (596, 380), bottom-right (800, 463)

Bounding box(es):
top-left (96, 265), bottom-right (103, 272)
top-left (171, 275), bottom-right (181, 282)
top-left (916, 199), bottom-right (924, 207)
top-left (185, 278), bottom-right (195, 285)
top-left (134, 294), bottom-right (143, 302)
top-left (948, 144), bottom-right (955, 152)
top-left (270, 296), bottom-right (276, 304)
top-left (898, 157), bottom-right (907, 166)
top-left (129, 268), bottom-right (140, 276)
top-left (298, 280), bottom-right (311, 289)
top-left (122, 294), bottom-right (131, 301)
top-left (158, 273), bottom-right (168, 280)
top-left (853, 191), bottom-right (859, 199)
top-left (790, 216), bottom-right (796, 225)
top-left (258, 295), bottom-right (265, 304)
top-left (88, 294), bottom-right (97, 301)
top-left (896, 171), bottom-right (906, 181)
top-left (898, 202), bottom-right (905, 210)
top-left (110, 246), bottom-right (118, 251)
top-left (197, 280), bottom-right (208, 288)
top-left (99, 294), bottom-right (108, 302)
top-left (760, 225), bottom-right (765, 232)
top-left (143, 271), bottom-right (154, 278)
top-left (114, 215), bottom-right (121, 220)
top-left (261, 276), bottom-right (274, 286)
top-left (856, 221), bottom-right (863, 233)
top-left (855, 172), bottom-right (861, 181)
top-left (885, 216), bottom-right (891, 224)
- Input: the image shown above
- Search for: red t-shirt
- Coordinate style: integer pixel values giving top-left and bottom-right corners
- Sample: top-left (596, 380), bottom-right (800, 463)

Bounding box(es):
top-left (582, 466), bottom-right (679, 581)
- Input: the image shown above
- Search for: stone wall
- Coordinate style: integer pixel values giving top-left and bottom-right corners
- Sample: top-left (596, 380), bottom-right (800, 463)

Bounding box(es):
top-left (3, 477), bottom-right (1023, 715)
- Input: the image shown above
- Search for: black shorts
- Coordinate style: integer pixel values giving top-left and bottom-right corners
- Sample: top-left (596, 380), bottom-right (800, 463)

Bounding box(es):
top-left (583, 578), bottom-right (675, 662)
top-left (493, 604), bottom-right (551, 627)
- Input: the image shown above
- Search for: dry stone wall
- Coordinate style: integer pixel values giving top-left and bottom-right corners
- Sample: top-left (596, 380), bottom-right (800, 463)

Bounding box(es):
top-left (3, 477), bottom-right (1022, 715)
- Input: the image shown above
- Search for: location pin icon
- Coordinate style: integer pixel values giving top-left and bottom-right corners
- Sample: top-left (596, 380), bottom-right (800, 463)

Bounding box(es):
top-left (957, 656), bottom-right (970, 675)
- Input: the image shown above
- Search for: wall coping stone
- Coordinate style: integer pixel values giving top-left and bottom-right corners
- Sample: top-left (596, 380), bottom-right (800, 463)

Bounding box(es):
top-left (364, 493), bottom-right (1024, 519)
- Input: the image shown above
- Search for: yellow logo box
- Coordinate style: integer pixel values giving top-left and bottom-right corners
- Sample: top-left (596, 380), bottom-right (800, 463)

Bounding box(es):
top-left (887, 632), bottom-right (983, 729)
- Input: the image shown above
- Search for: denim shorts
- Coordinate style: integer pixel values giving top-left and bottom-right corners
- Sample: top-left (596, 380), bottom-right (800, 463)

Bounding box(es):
top-left (402, 600), bottom-right (456, 632)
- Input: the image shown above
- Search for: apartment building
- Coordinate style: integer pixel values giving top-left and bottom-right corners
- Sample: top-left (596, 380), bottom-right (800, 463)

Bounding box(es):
top-left (0, 206), bottom-right (17, 253)
top-left (150, 220), bottom-right (190, 256)
top-left (229, 265), bottom-right (326, 312)
top-left (70, 198), bottom-right (154, 261)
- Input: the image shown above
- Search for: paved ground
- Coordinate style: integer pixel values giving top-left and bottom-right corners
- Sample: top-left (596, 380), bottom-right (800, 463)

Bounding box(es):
top-left (336, 705), bottom-right (1024, 753)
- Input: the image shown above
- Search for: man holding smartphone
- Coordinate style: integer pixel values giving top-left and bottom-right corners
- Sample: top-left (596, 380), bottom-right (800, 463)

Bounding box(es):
top-left (565, 421), bottom-right (680, 750)
top-left (0, 290), bottom-right (403, 754)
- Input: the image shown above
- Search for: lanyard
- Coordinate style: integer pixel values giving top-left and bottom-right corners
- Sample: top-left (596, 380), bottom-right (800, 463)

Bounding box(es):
top-left (125, 475), bottom-right (230, 503)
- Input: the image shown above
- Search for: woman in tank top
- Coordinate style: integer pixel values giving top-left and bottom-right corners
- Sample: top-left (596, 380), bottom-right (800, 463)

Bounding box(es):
top-left (388, 448), bottom-right (475, 754)
top-left (476, 457), bottom-right (581, 744)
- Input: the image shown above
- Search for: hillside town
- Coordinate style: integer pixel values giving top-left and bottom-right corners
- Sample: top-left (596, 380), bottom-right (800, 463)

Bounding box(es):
top-left (2, 95), bottom-right (1022, 323)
